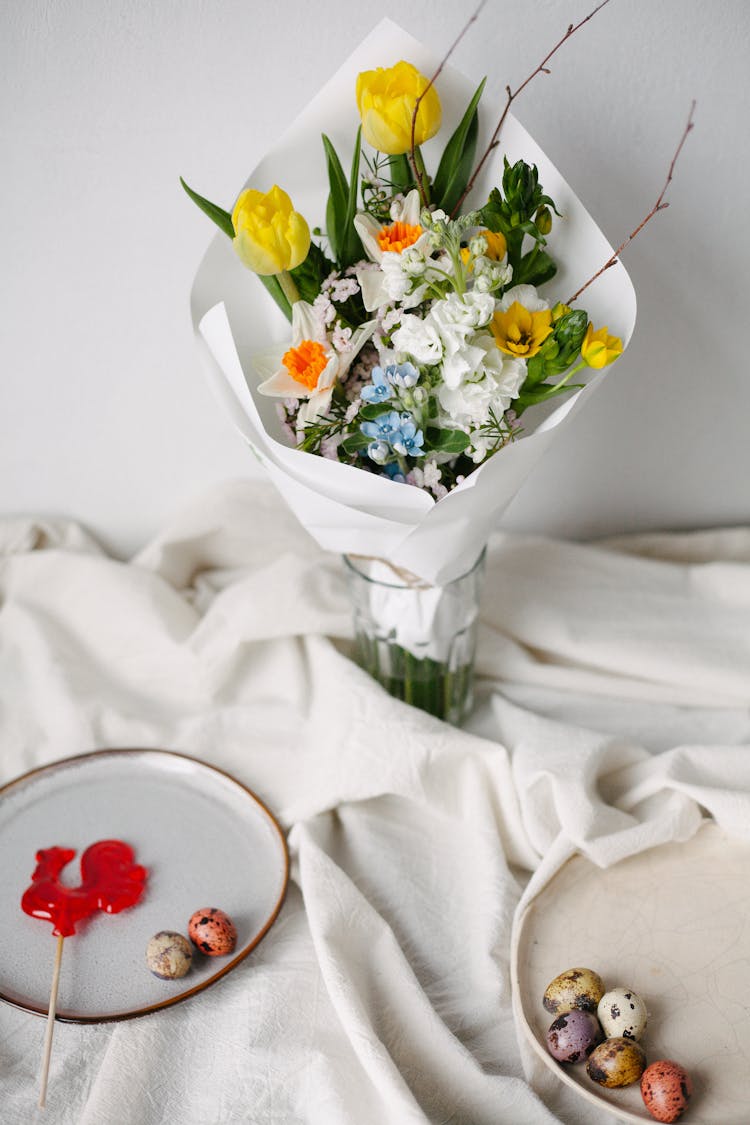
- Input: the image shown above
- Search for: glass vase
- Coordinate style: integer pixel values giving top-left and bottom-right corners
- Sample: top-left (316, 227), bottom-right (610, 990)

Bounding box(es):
top-left (343, 550), bottom-right (486, 725)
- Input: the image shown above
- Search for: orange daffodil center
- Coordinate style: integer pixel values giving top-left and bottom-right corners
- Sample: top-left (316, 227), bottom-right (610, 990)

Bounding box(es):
top-left (377, 220), bottom-right (423, 255)
top-left (354, 189), bottom-right (432, 313)
top-left (282, 339), bottom-right (329, 391)
top-left (491, 301), bottom-right (553, 359)
top-left (254, 299), bottom-right (377, 433)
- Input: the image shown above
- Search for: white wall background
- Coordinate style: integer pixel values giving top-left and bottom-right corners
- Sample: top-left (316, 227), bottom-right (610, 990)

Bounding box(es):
top-left (2, 0), bottom-right (748, 557)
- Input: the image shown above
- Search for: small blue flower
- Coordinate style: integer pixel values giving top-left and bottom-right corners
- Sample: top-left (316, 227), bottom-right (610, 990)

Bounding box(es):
top-left (392, 417), bottom-right (424, 457)
top-left (365, 440), bottom-right (390, 464)
top-left (361, 366), bottom-right (393, 404)
top-left (360, 411), bottom-right (403, 444)
top-left (385, 362), bottom-right (419, 389)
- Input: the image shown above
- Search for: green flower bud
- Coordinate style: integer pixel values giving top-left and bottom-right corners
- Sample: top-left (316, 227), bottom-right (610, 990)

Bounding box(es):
top-left (535, 205), bottom-right (552, 235)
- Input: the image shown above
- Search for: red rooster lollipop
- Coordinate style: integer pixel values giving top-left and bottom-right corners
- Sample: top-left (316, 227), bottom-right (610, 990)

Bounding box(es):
top-left (21, 839), bottom-right (148, 1108)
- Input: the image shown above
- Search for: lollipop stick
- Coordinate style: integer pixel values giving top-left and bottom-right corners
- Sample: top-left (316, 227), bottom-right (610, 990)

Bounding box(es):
top-left (38, 933), bottom-right (64, 1109)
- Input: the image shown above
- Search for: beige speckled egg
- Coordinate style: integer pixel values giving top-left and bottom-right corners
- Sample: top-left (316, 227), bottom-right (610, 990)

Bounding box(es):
top-left (598, 987), bottom-right (648, 1040)
top-left (543, 967), bottom-right (605, 1016)
top-left (641, 1060), bottom-right (693, 1123)
top-left (145, 931), bottom-right (193, 979)
top-left (188, 907), bottom-right (237, 956)
top-left (587, 1036), bottom-right (647, 1088)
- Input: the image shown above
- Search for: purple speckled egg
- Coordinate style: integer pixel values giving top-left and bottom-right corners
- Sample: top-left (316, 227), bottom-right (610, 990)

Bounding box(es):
top-left (546, 1010), bottom-right (604, 1064)
top-left (188, 907), bottom-right (237, 956)
top-left (641, 1060), bottom-right (693, 1123)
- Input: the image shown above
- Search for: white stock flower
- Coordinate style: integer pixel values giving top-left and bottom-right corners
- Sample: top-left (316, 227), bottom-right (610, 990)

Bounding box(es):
top-left (420, 293), bottom-right (498, 390)
top-left (437, 350), bottom-right (526, 430)
top-left (391, 314), bottom-right (443, 365)
top-left (496, 283), bottom-right (549, 312)
top-left (430, 291), bottom-right (495, 333)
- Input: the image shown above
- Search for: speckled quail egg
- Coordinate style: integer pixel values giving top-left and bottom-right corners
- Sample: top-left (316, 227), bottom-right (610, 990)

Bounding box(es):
top-left (597, 987), bottom-right (648, 1040)
top-left (545, 1010), bottom-right (604, 1064)
top-left (641, 1060), bottom-right (693, 1123)
top-left (145, 931), bottom-right (193, 979)
top-left (587, 1036), bottom-right (647, 1088)
top-left (188, 907), bottom-right (237, 956)
top-left (543, 967), bottom-right (605, 1016)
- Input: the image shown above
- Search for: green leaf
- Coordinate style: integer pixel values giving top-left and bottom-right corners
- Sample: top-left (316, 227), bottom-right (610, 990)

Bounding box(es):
top-left (358, 402), bottom-right (390, 421)
top-left (341, 128), bottom-right (365, 267)
top-left (180, 176), bottom-right (234, 239)
top-left (523, 354), bottom-right (546, 388)
top-left (341, 432), bottom-right (371, 455)
top-left (514, 247), bottom-right (557, 288)
top-left (289, 240), bottom-right (335, 304)
top-left (321, 132), bottom-right (365, 269)
top-left (322, 134), bottom-right (349, 264)
top-left (425, 427), bottom-right (471, 454)
top-left (432, 78), bottom-right (486, 213)
top-left (515, 382), bottom-right (584, 412)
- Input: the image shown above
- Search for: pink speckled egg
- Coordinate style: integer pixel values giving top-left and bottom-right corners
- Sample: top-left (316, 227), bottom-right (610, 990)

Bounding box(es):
top-left (188, 907), bottom-right (237, 956)
top-left (546, 1010), bottom-right (604, 1064)
top-left (641, 1060), bottom-right (693, 1123)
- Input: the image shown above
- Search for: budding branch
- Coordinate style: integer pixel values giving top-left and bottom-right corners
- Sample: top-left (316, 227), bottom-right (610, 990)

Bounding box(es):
top-left (567, 100), bottom-right (696, 304)
top-left (409, 0), bottom-right (488, 206)
top-left (452, 0), bottom-right (612, 216)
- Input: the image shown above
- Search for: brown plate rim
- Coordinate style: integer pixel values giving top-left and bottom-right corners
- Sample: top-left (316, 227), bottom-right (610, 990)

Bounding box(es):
top-left (0, 747), bottom-right (290, 1024)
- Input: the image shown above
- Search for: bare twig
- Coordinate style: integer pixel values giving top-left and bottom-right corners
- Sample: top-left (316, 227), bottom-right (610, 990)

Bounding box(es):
top-left (451, 0), bottom-right (612, 216)
top-left (409, 0), bottom-right (489, 206)
top-left (567, 100), bottom-right (696, 304)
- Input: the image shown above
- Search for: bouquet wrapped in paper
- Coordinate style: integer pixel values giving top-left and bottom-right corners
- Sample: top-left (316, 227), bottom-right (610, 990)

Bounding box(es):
top-left (184, 16), bottom-right (640, 719)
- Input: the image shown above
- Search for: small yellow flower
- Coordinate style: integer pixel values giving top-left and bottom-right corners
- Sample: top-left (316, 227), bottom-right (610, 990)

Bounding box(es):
top-left (231, 185), bottom-right (310, 275)
top-left (482, 229), bottom-right (507, 261)
top-left (580, 323), bottom-right (623, 369)
top-left (356, 61), bottom-right (441, 155)
top-left (491, 301), bottom-right (553, 359)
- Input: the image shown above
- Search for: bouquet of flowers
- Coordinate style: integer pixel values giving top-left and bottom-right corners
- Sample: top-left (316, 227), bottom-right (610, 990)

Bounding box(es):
top-left (183, 13), bottom-right (687, 720)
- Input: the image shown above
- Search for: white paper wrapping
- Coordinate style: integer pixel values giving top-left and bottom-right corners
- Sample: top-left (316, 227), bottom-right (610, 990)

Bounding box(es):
top-left (190, 19), bottom-right (636, 584)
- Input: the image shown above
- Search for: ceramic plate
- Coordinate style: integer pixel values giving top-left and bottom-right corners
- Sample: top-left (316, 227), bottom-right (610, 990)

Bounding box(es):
top-left (512, 822), bottom-right (750, 1123)
top-left (0, 749), bottom-right (289, 1022)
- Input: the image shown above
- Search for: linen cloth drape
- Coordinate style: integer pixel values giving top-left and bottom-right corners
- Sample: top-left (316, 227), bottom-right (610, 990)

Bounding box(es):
top-left (1, 480), bottom-right (748, 1125)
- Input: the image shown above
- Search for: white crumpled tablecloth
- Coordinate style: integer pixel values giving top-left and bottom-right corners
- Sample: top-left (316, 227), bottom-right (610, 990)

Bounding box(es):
top-left (1, 480), bottom-right (749, 1125)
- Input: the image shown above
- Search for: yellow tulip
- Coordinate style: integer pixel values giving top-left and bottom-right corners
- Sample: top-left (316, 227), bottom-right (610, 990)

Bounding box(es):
top-left (231, 185), bottom-right (310, 275)
top-left (491, 301), bottom-right (553, 359)
top-left (580, 323), bottom-right (623, 369)
top-left (356, 61), bottom-right (441, 155)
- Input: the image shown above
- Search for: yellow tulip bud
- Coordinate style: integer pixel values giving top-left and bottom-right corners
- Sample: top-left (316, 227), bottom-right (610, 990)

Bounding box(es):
top-left (356, 61), bottom-right (441, 156)
top-left (231, 185), bottom-right (310, 275)
top-left (580, 323), bottom-right (623, 369)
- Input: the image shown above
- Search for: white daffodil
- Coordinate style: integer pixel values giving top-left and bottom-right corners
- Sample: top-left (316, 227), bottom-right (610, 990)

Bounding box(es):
top-left (254, 300), bottom-right (376, 431)
top-left (354, 189), bottom-right (433, 312)
top-left (354, 189), bottom-right (428, 265)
